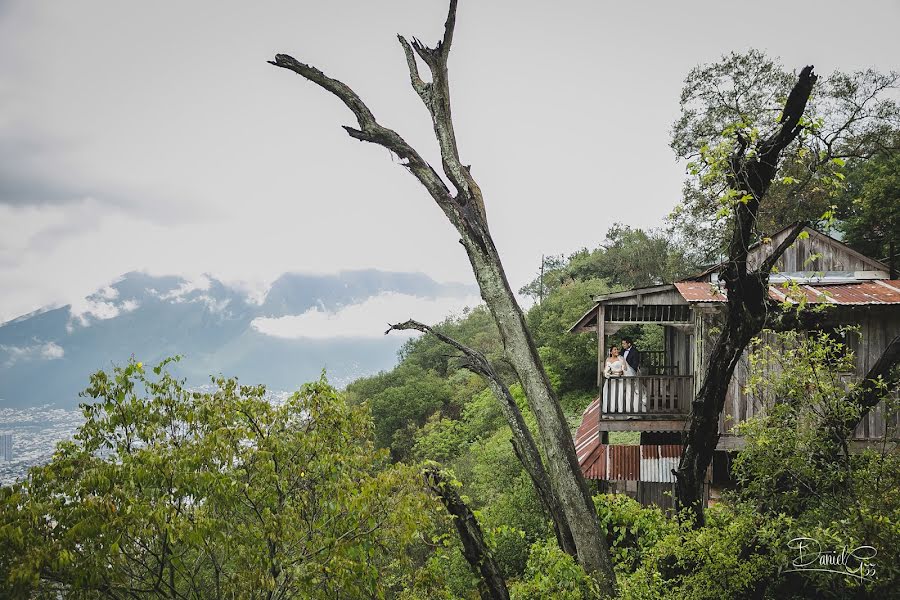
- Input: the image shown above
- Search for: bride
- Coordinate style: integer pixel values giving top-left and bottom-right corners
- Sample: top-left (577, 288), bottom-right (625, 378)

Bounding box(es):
top-left (604, 346), bottom-right (626, 378)
top-left (602, 346), bottom-right (647, 413)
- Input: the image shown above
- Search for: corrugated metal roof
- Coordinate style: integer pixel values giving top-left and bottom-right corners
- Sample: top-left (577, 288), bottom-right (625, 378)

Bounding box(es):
top-left (574, 401), bottom-right (682, 482)
top-left (576, 442), bottom-right (682, 482)
top-left (674, 280), bottom-right (900, 305)
top-left (574, 398), bottom-right (601, 463)
top-left (674, 281), bottom-right (727, 302)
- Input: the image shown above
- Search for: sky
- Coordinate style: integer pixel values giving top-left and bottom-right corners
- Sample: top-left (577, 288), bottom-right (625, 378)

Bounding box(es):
top-left (2, 0), bottom-right (899, 323)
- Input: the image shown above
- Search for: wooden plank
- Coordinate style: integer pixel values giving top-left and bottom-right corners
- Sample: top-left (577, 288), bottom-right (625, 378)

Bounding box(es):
top-left (597, 304), bottom-right (605, 388)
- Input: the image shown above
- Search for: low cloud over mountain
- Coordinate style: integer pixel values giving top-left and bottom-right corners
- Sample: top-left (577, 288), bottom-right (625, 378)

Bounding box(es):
top-left (0, 270), bottom-right (478, 408)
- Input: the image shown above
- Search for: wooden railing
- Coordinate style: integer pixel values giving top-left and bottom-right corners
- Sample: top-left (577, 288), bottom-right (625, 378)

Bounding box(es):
top-left (601, 375), bottom-right (693, 415)
top-left (641, 351), bottom-right (679, 376)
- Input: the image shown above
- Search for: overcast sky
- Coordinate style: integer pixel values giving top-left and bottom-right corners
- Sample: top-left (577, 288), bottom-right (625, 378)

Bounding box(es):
top-left (2, 0), bottom-right (899, 323)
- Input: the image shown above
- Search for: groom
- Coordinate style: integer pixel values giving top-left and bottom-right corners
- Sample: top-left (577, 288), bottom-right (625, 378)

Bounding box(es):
top-left (621, 337), bottom-right (640, 376)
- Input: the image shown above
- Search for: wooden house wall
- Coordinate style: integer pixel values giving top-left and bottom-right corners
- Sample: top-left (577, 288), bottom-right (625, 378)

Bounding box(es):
top-left (701, 305), bottom-right (900, 442)
top-left (849, 306), bottom-right (900, 439)
top-left (663, 325), bottom-right (694, 376)
top-left (747, 228), bottom-right (886, 273)
top-left (601, 289), bottom-right (688, 307)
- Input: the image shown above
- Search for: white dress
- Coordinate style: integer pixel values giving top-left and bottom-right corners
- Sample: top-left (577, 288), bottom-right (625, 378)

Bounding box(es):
top-left (603, 358), bottom-right (647, 413)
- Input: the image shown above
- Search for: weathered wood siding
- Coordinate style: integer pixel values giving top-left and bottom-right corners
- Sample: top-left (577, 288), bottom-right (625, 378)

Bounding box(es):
top-left (747, 227), bottom-right (887, 274)
top-left (706, 305), bottom-right (900, 444)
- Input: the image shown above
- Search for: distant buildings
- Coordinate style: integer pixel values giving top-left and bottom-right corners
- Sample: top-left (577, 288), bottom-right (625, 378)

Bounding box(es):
top-left (0, 434), bottom-right (11, 462)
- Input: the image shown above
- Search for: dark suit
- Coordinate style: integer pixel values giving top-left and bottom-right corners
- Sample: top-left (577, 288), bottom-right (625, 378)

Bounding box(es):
top-left (623, 346), bottom-right (640, 373)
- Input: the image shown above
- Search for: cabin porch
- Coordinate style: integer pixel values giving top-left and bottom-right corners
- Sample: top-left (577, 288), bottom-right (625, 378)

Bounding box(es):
top-left (569, 285), bottom-right (697, 433)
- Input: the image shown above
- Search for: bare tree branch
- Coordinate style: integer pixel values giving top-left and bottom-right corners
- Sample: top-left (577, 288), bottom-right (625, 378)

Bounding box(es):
top-left (424, 466), bottom-right (510, 600)
top-left (267, 54), bottom-right (455, 217)
top-left (386, 319), bottom-right (577, 556)
top-left (395, 0), bottom-right (486, 222)
top-left (272, 3), bottom-right (616, 589)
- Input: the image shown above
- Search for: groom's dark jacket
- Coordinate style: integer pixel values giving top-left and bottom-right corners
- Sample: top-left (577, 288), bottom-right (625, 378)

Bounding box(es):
top-left (624, 346), bottom-right (640, 372)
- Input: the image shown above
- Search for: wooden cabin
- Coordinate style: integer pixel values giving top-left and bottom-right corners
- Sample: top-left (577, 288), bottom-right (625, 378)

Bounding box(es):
top-left (569, 226), bottom-right (900, 508)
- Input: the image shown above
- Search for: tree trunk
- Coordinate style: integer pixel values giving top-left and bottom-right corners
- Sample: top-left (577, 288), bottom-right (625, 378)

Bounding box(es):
top-left (271, 2), bottom-right (617, 593)
top-left (424, 467), bottom-right (510, 600)
top-left (387, 320), bottom-right (578, 557)
top-left (457, 215), bottom-right (613, 581)
top-left (675, 65), bottom-right (818, 525)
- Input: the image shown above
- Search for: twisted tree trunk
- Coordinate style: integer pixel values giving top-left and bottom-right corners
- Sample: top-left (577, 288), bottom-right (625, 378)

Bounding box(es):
top-left (424, 467), bottom-right (510, 600)
top-left (271, 1), bottom-right (615, 593)
top-left (387, 320), bottom-right (577, 557)
top-left (675, 66), bottom-right (818, 525)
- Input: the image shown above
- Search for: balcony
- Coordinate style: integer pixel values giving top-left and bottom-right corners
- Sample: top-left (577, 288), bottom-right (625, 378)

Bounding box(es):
top-left (598, 375), bottom-right (693, 431)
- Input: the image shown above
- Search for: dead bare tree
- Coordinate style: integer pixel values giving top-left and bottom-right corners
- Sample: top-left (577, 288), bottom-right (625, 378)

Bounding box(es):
top-left (270, 0), bottom-right (615, 592)
top-left (675, 66), bottom-right (818, 524)
top-left (424, 467), bottom-right (510, 600)
top-left (387, 319), bottom-right (577, 557)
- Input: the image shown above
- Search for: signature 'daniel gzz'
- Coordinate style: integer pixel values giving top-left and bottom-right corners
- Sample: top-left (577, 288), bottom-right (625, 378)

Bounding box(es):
top-left (786, 537), bottom-right (877, 581)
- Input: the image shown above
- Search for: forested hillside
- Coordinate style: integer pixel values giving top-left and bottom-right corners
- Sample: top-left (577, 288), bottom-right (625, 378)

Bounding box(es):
top-left (347, 224), bottom-right (694, 462)
top-left (2, 27), bottom-right (898, 597)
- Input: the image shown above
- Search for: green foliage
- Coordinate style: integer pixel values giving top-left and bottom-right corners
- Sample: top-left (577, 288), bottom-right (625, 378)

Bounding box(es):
top-left (730, 330), bottom-right (900, 597)
top-left (669, 49), bottom-right (900, 261)
top-left (594, 494), bottom-right (676, 574)
top-left (618, 502), bottom-right (793, 600)
top-left (0, 358), bottom-right (437, 598)
top-left (528, 278), bottom-right (610, 393)
top-left (365, 364), bottom-right (456, 461)
top-left (397, 306), bottom-right (506, 380)
top-left (521, 224), bottom-right (698, 301)
top-left (509, 538), bottom-right (603, 600)
top-left (837, 150), bottom-right (900, 263)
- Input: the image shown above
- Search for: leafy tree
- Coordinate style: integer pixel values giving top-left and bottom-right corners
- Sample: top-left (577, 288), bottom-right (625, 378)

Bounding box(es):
top-left (520, 224), bottom-right (698, 302)
top-left (618, 502), bottom-right (793, 600)
top-left (398, 306), bottom-right (506, 380)
top-left (527, 278), bottom-right (610, 394)
top-left (729, 330), bottom-right (899, 598)
top-left (837, 150), bottom-right (900, 268)
top-left (669, 50), bottom-right (899, 522)
top-left (669, 49), bottom-right (899, 263)
top-left (366, 365), bottom-right (456, 461)
top-left (0, 358), bottom-right (436, 599)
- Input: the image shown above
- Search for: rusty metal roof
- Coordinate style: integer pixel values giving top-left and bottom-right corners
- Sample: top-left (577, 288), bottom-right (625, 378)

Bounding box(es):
top-left (673, 281), bottom-right (727, 302)
top-left (674, 280), bottom-right (900, 305)
top-left (576, 440), bottom-right (682, 482)
top-left (574, 399), bottom-right (682, 482)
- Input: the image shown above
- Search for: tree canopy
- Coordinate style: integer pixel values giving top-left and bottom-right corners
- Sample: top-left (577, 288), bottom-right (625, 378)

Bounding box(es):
top-left (0, 358), bottom-right (436, 599)
top-left (669, 49), bottom-right (899, 263)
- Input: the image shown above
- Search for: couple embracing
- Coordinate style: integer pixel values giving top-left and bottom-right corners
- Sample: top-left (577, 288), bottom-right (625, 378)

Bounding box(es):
top-left (603, 337), bottom-right (640, 378)
top-left (601, 337), bottom-right (646, 413)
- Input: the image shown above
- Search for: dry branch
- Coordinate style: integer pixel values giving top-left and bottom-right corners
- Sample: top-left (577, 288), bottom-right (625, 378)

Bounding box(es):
top-left (424, 467), bottom-right (510, 600)
top-left (387, 319), bottom-right (577, 556)
top-left (271, 2), bottom-right (615, 591)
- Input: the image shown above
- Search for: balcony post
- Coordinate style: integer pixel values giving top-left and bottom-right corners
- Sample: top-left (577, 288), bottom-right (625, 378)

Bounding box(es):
top-left (597, 304), bottom-right (605, 388)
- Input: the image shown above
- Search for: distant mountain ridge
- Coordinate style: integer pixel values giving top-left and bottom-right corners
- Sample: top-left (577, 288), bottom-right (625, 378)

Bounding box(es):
top-left (0, 270), bottom-right (477, 408)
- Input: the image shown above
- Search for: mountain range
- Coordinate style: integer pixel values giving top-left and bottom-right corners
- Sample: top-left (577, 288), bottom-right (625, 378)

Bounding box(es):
top-left (0, 270), bottom-right (478, 408)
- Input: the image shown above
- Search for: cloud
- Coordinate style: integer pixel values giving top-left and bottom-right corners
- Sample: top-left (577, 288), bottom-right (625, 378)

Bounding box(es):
top-left (195, 295), bottom-right (230, 314)
top-left (151, 277), bottom-right (231, 314)
top-left (251, 292), bottom-right (483, 340)
top-left (1, 341), bottom-right (64, 366)
top-left (67, 295), bottom-right (140, 330)
top-left (120, 299), bottom-right (140, 312)
top-left (40, 341), bottom-right (64, 359)
top-left (157, 275), bottom-right (212, 302)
